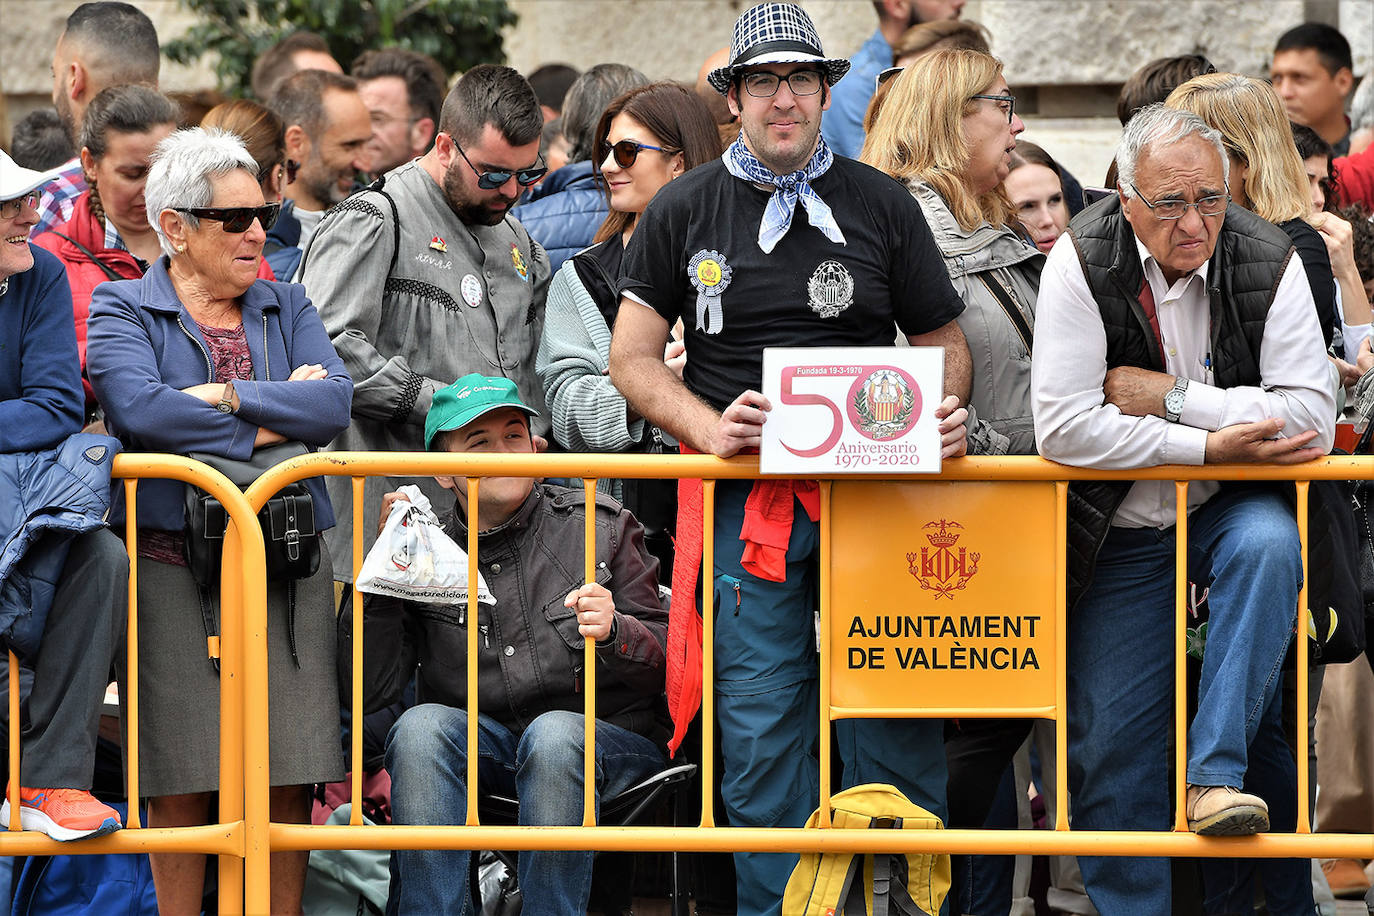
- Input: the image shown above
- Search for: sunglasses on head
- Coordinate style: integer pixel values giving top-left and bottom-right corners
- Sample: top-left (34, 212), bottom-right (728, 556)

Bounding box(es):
top-left (451, 136), bottom-right (547, 190)
top-left (601, 138), bottom-right (675, 169)
top-left (174, 203), bottom-right (281, 233)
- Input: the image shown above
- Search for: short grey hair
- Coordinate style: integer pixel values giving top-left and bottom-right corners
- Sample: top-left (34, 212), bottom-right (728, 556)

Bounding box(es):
top-left (144, 127), bottom-right (258, 258)
top-left (1116, 103), bottom-right (1229, 197)
top-left (1351, 76), bottom-right (1374, 133)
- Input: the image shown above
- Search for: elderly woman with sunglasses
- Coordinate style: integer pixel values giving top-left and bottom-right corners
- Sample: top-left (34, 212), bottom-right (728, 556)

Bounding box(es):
top-left (536, 82), bottom-right (721, 574)
top-left (85, 127), bottom-right (352, 915)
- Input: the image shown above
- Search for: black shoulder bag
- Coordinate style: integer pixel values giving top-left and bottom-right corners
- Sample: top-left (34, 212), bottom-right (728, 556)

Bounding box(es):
top-left (184, 440), bottom-right (320, 668)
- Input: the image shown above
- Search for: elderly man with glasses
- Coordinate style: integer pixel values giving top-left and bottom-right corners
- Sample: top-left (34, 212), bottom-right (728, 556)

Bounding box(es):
top-left (1031, 103), bottom-right (1335, 914)
top-left (299, 64), bottom-right (552, 587)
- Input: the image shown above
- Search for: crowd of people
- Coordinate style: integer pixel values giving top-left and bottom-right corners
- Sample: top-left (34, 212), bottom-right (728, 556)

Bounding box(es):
top-left (4, 0), bottom-right (1374, 913)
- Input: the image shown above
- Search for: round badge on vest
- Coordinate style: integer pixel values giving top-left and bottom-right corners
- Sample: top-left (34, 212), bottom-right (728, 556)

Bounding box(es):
top-left (461, 273), bottom-right (484, 308)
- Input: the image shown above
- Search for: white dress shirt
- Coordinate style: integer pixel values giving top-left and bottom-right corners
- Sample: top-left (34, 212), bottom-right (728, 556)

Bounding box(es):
top-left (1032, 231), bottom-right (1336, 529)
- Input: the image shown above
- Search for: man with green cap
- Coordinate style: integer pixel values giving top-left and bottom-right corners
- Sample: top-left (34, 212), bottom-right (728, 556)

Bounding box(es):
top-left (352, 373), bottom-right (670, 913)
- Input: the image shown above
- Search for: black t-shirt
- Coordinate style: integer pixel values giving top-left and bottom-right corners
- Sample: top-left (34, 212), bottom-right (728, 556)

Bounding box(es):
top-left (620, 157), bottom-right (964, 411)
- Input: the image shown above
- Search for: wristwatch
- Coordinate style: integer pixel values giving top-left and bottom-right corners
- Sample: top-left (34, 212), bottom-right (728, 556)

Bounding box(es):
top-left (216, 380), bottom-right (236, 414)
top-left (1163, 376), bottom-right (1189, 423)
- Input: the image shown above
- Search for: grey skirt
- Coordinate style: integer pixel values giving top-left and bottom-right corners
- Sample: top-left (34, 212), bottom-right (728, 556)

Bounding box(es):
top-left (119, 542), bottom-right (344, 796)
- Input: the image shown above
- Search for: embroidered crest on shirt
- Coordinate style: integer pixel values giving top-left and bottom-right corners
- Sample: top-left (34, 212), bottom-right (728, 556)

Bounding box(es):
top-left (688, 249), bottom-right (732, 335)
top-left (807, 260), bottom-right (854, 318)
top-left (510, 243), bottom-right (529, 281)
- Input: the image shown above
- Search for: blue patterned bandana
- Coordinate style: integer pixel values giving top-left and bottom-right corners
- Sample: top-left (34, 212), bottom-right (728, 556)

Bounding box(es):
top-left (724, 136), bottom-right (846, 254)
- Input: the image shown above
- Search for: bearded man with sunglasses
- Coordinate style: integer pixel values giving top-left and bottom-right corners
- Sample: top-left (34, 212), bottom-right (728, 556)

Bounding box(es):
top-left (1031, 104), bottom-right (1335, 913)
top-left (610, 5), bottom-right (972, 912)
top-left (300, 64), bottom-right (552, 579)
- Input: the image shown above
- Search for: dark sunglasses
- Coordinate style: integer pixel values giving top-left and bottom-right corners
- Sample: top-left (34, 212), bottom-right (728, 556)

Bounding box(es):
top-left (174, 203), bottom-right (281, 233)
top-left (451, 136), bottom-right (546, 190)
top-left (601, 138), bottom-right (676, 169)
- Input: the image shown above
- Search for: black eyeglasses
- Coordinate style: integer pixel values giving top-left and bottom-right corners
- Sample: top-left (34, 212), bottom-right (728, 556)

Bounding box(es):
top-left (970, 93), bottom-right (1017, 124)
top-left (451, 136), bottom-right (547, 190)
top-left (0, 191), bottom-right (39, 220)
top-left (1129, 183), bottom-right (1230, 220)
top-left (601, 138), bottom-right (676, 169)
top-left (174, 203), bottom-right (281, 233)
top-left (741, 69), bottom-right (824, 99)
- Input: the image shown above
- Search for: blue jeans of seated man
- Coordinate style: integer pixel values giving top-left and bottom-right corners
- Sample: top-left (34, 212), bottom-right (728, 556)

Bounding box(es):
top-left (712, 480), bottom-right (947, 916)
top-left (1068, 486), bottom-right (1299, 916)
top-left (384, 705), bottom-right (666, 916)
top-left (1198, 684), bottom-right (1313, 914)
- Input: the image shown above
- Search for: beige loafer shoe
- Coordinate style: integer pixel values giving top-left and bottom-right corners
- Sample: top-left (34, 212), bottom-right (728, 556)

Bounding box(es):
top-left (1186, 785), bottom-right (1269, 836)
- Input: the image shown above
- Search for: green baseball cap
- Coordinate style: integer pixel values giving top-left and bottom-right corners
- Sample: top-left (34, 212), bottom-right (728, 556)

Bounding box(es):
top-left (424, 373), bottom-right (539, 450)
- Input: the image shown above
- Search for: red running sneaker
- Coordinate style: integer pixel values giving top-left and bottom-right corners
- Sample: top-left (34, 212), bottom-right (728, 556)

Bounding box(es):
top-left (0, 787), bottom-right (122, 841)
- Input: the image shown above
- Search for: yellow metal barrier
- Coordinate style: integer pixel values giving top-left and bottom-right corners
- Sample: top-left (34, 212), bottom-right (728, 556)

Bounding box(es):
top-left (245, 452), bottom-right (1374, 899)
top-left (1, 454), bottom-right (265, 915)
top-left (9, 451), bottom-right (1374, 913)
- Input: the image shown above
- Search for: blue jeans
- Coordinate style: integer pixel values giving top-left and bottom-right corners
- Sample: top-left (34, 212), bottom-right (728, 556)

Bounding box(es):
top-left (712, 481), bottom-right (947, 916)
top-left (1067, 486), bottom-right (1300, 916)
top-left (384, 705), bottom-right (666, 915)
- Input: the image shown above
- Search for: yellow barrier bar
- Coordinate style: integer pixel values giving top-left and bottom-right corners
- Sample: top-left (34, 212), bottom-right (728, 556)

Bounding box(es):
top-left (583, 479), bottom-right (598, 828)
top-left (274, 823), bottom-right (1374, 858)
top-left (123, 480), bottom-right (141, 829)
top-left (1174, 481), bottom-right (1189, 833)
top-left (1296, 481), bottom-right (1311, 834)
top-left (466, 477), bottom-right (481, 827)
top-left (7, 649), bottom-right (17, 832)
top-left (233, 450), bottom-right (1374, 484)
top-left (700, 479), bottom-right (716, 829)
top-left (114, 453), bottom-right (266, 916)
top-left (1054, 480), bottom-right (1068, 832)
top-left (818, 480), bottom-right (832, 829)
top-left (351, 476), bottom-right (365, 827)
top-left (0, 823), bottom-right (245, 856)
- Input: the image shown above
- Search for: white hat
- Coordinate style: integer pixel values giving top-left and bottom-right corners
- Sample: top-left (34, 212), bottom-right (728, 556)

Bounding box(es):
top-left (0, 149), bottom-right (63, 203)
top-left (707, 2), bottom-right (850, 95)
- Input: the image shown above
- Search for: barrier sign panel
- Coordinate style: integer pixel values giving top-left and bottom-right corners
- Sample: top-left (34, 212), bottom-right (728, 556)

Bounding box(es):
top-left (829, 480), bottom-right (1059, 716)
top-left (760, 347), bottom-right (944, 475)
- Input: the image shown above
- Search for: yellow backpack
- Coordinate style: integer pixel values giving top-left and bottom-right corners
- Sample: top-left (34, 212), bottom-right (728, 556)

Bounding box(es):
top-left (782, 783), bottom-right (951, 916)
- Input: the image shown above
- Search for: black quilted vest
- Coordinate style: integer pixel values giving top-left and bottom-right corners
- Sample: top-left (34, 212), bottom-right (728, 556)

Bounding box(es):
top-left (1063, 198), bottom-right (1295, 611)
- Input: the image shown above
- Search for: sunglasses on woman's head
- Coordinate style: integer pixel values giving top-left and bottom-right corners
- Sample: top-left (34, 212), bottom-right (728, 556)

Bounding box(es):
top-left (601, 139), bottom-right (674, 169)
top-left (174, 203), bottom-right (281, 233)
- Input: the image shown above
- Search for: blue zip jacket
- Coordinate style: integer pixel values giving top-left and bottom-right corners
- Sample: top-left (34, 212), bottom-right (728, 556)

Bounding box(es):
top-left (511, 161), bottom-right (607, 274)
top-left (0, 433), bottom-right (121, 659)
top-left (86, 257), bottom-right (353, 532)
top-left (263, 199), bottom-right (304, 282)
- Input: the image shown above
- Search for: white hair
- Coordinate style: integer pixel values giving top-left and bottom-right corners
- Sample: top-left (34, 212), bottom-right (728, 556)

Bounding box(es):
top-left (144, 127), bottom-right (258, 258)
top-left (1116, 103), bottom-right (1229, 197)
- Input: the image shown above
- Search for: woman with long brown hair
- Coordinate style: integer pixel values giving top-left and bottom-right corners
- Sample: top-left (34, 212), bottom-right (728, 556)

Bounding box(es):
top-left (536, 81), bottom-right (720, 573)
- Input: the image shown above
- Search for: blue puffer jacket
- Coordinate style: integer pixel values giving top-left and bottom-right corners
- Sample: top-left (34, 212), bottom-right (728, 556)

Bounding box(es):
top-left (86, 257), bottom-right (353, 532)
top-left (511, 161), bottom-right (608, 274)
top-left (0, 433), bottom-right (121, 659)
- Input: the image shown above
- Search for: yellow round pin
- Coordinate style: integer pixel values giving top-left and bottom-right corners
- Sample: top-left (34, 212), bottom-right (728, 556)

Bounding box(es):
top-left (696, 260), bottom-right (722, 287)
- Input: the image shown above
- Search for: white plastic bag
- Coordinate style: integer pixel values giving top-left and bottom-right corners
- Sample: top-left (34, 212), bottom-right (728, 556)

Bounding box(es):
top-left (355, 485), bottom-right (494, 605)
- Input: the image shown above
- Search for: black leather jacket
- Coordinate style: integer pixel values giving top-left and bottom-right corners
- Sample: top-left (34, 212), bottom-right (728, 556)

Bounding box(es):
top-left (348, 483), bottom-right (670, 745)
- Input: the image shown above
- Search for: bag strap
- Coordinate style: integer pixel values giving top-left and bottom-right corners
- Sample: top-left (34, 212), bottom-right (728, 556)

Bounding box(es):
top-left (50, 230), bottom-right (123, 282)
top-left (196, 584), bottom-right (221, 673)
top-left (834, 854), bottom-right (866, 915)
top-left (976, 272), bottom-right (1033, 354)
top-left (366, 175), bottom-right (402, 279)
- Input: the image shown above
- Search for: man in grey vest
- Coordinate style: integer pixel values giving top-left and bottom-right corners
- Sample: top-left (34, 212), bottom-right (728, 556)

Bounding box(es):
top-left (1031, 104), bottom-right (1334, 914)
top-left (299, 64), bottom-right (551, 586)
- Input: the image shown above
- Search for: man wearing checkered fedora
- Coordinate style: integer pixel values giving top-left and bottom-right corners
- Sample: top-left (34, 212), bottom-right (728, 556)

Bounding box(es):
top-left (611, 3), bottom-right (972, 912)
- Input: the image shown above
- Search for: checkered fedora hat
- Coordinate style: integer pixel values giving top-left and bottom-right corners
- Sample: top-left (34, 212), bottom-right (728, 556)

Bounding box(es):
top-left (706, 2), bottom-right (850, 94)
